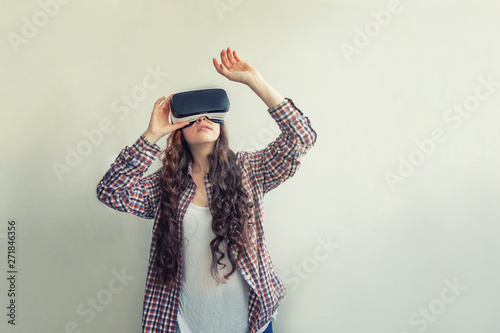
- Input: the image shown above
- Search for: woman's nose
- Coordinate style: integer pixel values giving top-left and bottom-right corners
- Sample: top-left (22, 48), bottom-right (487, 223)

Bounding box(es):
top-left (196, 116), bottom-right (208, 123)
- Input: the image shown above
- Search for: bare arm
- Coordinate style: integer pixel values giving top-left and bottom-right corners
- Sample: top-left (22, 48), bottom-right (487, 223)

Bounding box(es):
top-left (213, 47), bottom-right (285, 109)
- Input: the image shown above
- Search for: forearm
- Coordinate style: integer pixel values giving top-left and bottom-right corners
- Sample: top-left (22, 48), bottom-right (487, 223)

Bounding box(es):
top-left (246, 98), bottom-right (317, 194)
top-left (96, 135), bottom-right (162, 218)
top-left (247, 73), bottom-right (285, 109)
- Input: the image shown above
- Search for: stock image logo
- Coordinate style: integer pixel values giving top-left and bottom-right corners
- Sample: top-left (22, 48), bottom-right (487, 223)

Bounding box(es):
top-left (385, 75), bottom-right (499, 192)
top-left (7, 0), bottom-right (73, 53)
top-left (51, 65), bottom-right (169, 182)
top-left (399, 278), bottom-right (467, 333)
top-left (282, 235), bottom-right (339, 291)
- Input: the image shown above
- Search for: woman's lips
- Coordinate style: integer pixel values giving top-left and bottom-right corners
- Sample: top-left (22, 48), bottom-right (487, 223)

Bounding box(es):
top-left (197, 125), bottom-right (212, 132)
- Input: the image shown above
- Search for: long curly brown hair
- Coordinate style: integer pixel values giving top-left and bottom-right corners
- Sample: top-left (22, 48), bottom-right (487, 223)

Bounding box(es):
top-left (153, 123), bottom-right (254, 287)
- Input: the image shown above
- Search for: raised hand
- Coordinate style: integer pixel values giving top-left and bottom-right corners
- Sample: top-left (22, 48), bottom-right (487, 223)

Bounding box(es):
top-left (143, 95), bottom-right (190, 144)
top-left (213, 47), bottom-right (261, 85)
top-left (213, 47), bottom-right (284, 109)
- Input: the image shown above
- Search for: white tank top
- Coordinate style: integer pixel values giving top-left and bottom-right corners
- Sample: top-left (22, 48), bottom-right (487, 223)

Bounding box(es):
top-left (177, 202), bottom-right (250, 333)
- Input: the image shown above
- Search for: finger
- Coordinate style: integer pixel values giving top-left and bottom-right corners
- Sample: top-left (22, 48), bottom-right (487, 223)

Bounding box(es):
top-left (226, 46), bottom-right (237, 65)
top-left (233, 50), bottom-right (242, 62)
top-left (213, 58), bottom-right (222, 73)
top-left (158, 98), bottom-right (167, 110)
top-left (172, 121), bottom-right (190, 130)
top-left (154, 96), bottom-right (167, 107)
top-left (213, 57), bottom-right (230, 77)
top-left (164, 94), bottom-right (174, 109)
top-left (220, 48), bottom-right (232, 69)
top-left (219, 64), bottom-right (231, 78)
top-left (158, 99), bottom-right (169, 112)
top-left (159, 93), bottom-right (174, 111)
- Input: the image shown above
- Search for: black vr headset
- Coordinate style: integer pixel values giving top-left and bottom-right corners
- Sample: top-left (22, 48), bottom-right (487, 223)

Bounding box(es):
top-left (169, 88), bottom-right (230, 126)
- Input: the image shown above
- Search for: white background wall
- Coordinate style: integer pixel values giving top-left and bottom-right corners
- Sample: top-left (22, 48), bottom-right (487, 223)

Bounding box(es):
top-left (1, 0), bottom-right (500, 332)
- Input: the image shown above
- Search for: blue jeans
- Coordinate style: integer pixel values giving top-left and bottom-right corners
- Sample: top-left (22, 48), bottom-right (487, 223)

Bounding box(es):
top-left (262, 322), bottom-right (273, 333)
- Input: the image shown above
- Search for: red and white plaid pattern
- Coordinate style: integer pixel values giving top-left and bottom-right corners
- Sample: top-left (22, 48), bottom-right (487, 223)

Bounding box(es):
top-left (97, 98), bottom-right (317, 332)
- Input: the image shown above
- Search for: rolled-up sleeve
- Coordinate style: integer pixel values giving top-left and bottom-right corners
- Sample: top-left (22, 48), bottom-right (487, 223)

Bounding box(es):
top-left (239, 98), bottom-right (317, 195)
top-left (96, 135), bottom-right (163, 219)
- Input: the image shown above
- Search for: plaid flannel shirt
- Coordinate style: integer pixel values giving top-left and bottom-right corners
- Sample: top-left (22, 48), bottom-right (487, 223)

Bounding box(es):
top-left (96, 98), bottom-right (317, 332)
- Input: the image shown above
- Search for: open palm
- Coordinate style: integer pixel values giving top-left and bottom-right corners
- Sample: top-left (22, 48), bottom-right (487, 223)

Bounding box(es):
top-left (213, 47), bottom-right (260, 84)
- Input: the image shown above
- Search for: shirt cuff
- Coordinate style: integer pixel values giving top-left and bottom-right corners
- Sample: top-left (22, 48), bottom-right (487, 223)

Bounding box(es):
top-left (135, 135), bottom-right (162, 154)
top-left (121, 135), bottom-right (162, 167)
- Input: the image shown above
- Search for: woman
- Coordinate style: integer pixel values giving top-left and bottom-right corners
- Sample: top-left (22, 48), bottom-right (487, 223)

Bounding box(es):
top-left (96, 47), bottom-right (317, 333)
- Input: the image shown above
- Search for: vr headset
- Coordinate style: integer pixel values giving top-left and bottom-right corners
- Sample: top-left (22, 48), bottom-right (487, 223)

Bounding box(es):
top-left (169, 88), bottom-right (230, 125)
